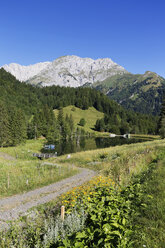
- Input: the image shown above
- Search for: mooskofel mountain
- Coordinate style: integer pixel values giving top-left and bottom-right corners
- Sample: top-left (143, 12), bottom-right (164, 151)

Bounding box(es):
top-left (2, 55), bottom-right (127, 87)
top-left (2, 55), bottom-right (165, 115)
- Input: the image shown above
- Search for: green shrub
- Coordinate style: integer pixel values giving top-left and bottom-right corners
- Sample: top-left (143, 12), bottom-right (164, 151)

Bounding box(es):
top-left (79, 118), bottom-right (86, 126)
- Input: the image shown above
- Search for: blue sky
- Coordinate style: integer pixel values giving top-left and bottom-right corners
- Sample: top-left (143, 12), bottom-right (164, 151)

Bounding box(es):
top-left (0, 0), bottom-right (165, 76)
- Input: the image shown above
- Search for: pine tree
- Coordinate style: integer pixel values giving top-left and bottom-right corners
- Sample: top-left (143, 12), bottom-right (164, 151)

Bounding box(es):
top-left (0, 103), bottom-right (11, 147)
top-left (58, 108), bottom-right (64, 125)
top-left (57, 108), bottom-right (65, 137)
top-left (69, 114), bottom-right (74, 135)
top-left (17, 109), bottom-right (27, 143)
top-left (79, 118), bottom-right (86, 127)
top-left (27, 121), bottom-right (35, 139)
top-left (65, 114), bottom-right (69, 123)
top-left (8, 108), bottom-right (27, 145)
top-left (46, 110), bottom-right (60, 142)
top-left (62, 122), bottom-right (71, 139)
top-left (159, 97), bottom-right (165, 138)
top-left (95, 119), bottom-right (105, 132)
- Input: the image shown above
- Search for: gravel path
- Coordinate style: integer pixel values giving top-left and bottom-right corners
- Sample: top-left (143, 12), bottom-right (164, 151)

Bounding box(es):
top-left (0, 152), bottom-right (15, 160)
top-left (0, 167), bottom-right (96, 225)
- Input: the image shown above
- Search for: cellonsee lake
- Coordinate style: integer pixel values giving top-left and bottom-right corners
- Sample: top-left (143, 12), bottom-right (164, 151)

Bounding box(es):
top-left (43, 136), bottom-right (150, 156)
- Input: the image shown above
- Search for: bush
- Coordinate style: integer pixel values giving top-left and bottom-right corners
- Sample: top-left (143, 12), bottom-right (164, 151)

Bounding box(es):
top-left (71, 107), bottom-right (76, 111)
top-left (79, 118), bottom-right (86, 126)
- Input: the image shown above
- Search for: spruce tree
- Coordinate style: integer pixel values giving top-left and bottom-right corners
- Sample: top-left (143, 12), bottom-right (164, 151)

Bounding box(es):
top-left (17, 109), bottom-right (27, 143)
top-left (8, 108), bottom-right (27, 145)
top-left (159, 97), bottom-right (165, 138)
top-left (27, 121), bottom-right (35, 139)
top-left (46, 110), bottom-right (60, 142)
top-left (58, 108), bottom-right (64, 126)
top-left (0, 103), bottom-right (11, 147)
top-left (69, 114), bottom-right (74, 135)
top-left (79, 118), bottom-right (86, 127)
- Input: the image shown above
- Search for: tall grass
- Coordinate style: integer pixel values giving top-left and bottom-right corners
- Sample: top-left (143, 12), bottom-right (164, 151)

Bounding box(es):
top-left (0, 140), bottom-right (78, 198)
top-left (1, 139), bottom-right (163, 198)
top-left (0, 139), bottom-right (44, 160)
top-left (1, 140), bottom-right (165, 247)
top-left (132, 150), bottom-right (165, 247)
top-left (55, 139), bottom-right (165, 185)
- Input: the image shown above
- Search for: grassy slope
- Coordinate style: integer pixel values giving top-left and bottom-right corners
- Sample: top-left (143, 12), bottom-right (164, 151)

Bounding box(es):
top-left (132, 149), bottom-right (165, 247)
top-left (0, 140), bottom-right (78, 198)
top-left (54, 105), bottom-right (104, 134)
top-left (53, 139), bottom-right (165, 185)
top-left (1, 139), bottom-right (165, 247)
top-left (93, 73), bottom-right (141, 91)
top-left (131, 134), bottom-right (160, 140)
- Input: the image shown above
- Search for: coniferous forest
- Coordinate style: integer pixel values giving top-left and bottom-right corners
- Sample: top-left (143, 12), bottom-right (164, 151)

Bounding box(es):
top-left (0, 68), bottom-right (159, 147)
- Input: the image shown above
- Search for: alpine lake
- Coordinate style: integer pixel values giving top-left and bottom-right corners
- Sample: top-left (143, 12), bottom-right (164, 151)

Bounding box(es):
top-left (42, 136), bottom-right (152, 156)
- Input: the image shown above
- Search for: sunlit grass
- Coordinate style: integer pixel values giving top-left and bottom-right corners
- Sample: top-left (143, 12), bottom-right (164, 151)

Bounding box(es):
top-left (132, 151), bottom-right (165, 247)
top-left (1, 139), bottom-right (165, 247)
top-left (54, 105), bottom-right (105, 134)
top-left (0, 140), bottom-right (78, 198)
top-left (54, 139), bottom-right (165, 185)
top-left (130, 133), bottom-right (160, 140)
top-left (0, 139), bottom-right (44, 160)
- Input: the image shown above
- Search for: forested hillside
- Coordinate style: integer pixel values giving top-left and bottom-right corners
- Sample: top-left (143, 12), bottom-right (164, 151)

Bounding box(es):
top-left (0, 68), bottom-right (41, 116)
top-left (0, 102), bottom-right (27, 146)
top-left (0, 68), bottom-right (158, 146)
top-left (92, 71), bottom-right (165, 115)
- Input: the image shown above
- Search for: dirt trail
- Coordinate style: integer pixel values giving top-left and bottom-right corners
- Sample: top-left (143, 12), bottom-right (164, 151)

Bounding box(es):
top-left (0, 167), bottom-right (96, 227)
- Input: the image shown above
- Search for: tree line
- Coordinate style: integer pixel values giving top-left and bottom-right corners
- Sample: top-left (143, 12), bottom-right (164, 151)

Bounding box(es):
top-left (27, 107), bottom-right (75, 142)
top-left (0, 102), bottom-right (27, 147)
top-left (95, 112), bottom-right (157, 134)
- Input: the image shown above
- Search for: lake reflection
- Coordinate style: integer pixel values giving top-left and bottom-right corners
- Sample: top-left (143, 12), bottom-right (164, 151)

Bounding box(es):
top-left (42, 136), bottom-right (148, 156)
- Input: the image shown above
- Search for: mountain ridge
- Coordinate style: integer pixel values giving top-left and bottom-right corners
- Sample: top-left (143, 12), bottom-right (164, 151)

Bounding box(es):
top-left (1, 55), bottom-right (127, 87)
top-left (92, 71), bottom-right (165, 115)
top-left (1, 55), bottom-right (165, 115)
top-left (2, 61), bottom-right (51, 82)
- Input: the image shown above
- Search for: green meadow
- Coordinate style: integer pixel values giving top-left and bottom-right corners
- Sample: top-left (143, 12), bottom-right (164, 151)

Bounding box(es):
top-left (1, 138), bottom-right (165, 247)
top-left (0, 140), bottom-right (78, 198)
top-left (54, 105), bottom-right (105, 134)
top-left (54, 138), bottom-right (165, 184)
top-left (131, 150), bottom-right (165, 247)
top-left (1, 137), bottom-right (164, 199)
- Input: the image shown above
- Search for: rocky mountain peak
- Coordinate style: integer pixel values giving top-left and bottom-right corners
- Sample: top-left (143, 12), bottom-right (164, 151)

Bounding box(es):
top-left (2, 62), bottom-right (51, 82)
top-left (1, 55), bottom-right (127, 87)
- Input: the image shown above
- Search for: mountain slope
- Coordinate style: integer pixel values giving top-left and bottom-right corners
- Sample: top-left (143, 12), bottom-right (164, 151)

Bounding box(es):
top-left (92, 71), bottom-right (165, 115)
top-left (2, 55), bottom-right (127, 87)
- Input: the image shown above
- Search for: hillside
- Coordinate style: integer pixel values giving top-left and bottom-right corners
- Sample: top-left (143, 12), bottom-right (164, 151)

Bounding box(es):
top-left (0, 68), bottom-right (41, 116)
top-left (54, 105), bottom-right (104, 133)
top-left (0, 69), bottom-right (159, 142)
top-left (92, 71), bottom-right (165, 115)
